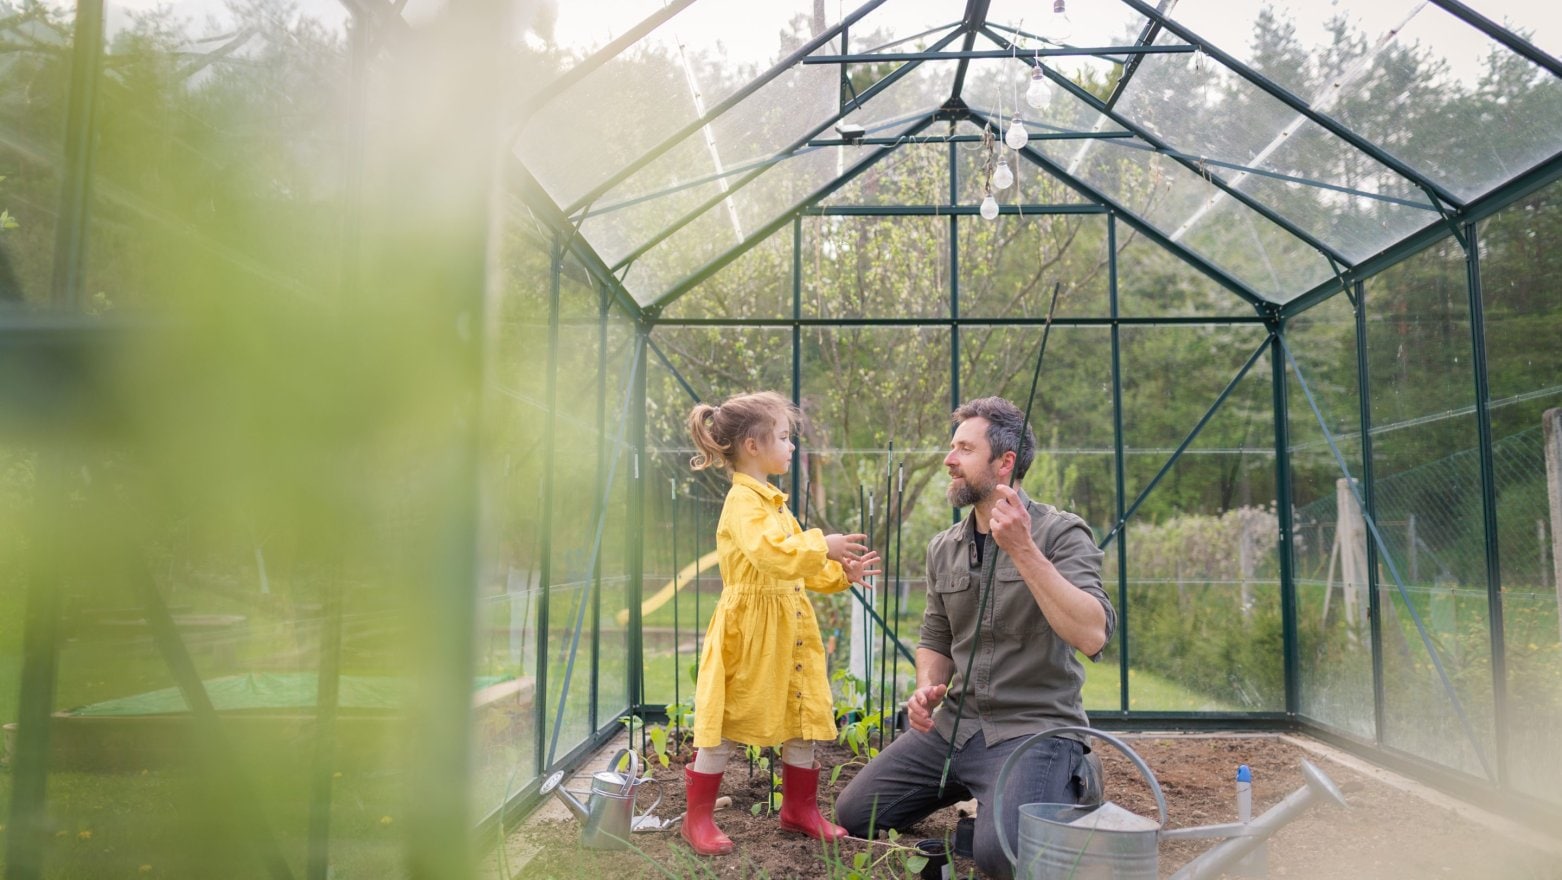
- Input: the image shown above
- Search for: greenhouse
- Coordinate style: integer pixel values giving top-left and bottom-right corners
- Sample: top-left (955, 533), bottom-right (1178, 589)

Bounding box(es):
top-left (2, 0), bottom-right (1560, 876)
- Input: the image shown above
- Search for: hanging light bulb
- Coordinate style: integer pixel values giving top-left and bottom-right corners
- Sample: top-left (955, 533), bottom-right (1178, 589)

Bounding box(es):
top-left (1051, 0), bottom-right (1074, 40)
top-left (992, 154), bottom-right (1014, 190)
top-left (980, 191), bottom-right (1000, 221)
top-left (1025, 63), bottom-right (1051, 110)
top-left (1004, 114), bottom-right (1028, 151)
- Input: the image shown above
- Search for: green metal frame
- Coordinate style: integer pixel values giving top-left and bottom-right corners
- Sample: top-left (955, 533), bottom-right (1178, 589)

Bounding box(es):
top-left (15, 0), bottom-right (1562, 866)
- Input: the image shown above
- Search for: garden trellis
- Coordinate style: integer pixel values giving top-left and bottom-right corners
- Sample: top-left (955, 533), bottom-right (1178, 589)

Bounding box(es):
top-left (2, 0), bottom-right (1561, 878)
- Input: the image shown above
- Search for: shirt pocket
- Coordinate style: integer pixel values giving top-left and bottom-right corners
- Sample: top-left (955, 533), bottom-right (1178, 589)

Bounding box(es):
top-left (993, 565), bottom-right (1049, 637)
top-left (931, 570), bottom-right (976, 627)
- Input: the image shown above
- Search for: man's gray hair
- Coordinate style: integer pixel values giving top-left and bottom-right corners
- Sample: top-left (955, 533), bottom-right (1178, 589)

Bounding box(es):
top-left (952, 396), bottom-right (1036, 481)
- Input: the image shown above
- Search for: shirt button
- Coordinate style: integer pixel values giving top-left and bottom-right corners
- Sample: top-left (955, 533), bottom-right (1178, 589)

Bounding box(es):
top-left (795, 640), bottom-right (802, 647)
top-left (796, 611), bottom-right (802, 618)
top-left (795, 664), bottom-right (802, 671)
top-left (796, 692), bottom-right (803, 698)
top-left (795, 587), bottom-right (801, 593)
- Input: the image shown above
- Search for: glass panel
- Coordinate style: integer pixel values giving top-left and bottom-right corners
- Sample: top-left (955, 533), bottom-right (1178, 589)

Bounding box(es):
top-left (1114, 226), bottom-right (1255, 318)
top-left (659, 220), bottom-right (793, 321)
top-left (595, 318), bottom-right (635, 730)
top-left (622, 141), bottom-right (852, 305)
top-left (840, 57), bottom-right (955, 132)
top-left (1286, 292), bottom-right (1375, 740)
top-left (1366, 238), bottom-right (1496, 778)
top-left (1110, 30), bottom-right (1436, 263)
top-left (0, 0), bottom-right (70, 307)
top-left (1167, 0), bottom-right (1562, 203)
top-left (957, 212), bottom-right (1108, 319)
top-left (474, 213), bottom-right (555, 818)
top-left (1477, 186), bottom-right (1562, 807)
top-left (1034, 130), bottom-right (1331, 302)
top-left (803, 214), bottom-right (948, 319)
top-left (541, 271), bottom-right (607, 765)
top-left (519, 2), bottom-right (843, 209)
top-left (823, 141), bottom-right (950, 206)
top-left (1121, 324), bottom-right (1279, 711)
top-left (1457, 0), bottom-right (1562, 61)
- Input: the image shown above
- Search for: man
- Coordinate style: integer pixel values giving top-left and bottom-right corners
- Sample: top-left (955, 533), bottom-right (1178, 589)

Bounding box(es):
top-left (834, 397), bottom-right (1116, 879)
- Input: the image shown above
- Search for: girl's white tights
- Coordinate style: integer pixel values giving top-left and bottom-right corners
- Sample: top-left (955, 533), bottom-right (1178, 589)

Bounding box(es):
top-left (691, 739), bottom-right (814, 773)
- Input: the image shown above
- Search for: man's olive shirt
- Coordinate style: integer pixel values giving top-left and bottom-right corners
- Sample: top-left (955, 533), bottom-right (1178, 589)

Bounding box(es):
top-left (919, 488), bottom-right (1116, 747)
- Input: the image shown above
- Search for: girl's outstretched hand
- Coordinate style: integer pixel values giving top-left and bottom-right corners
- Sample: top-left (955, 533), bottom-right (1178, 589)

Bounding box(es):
top-left (842, 550), bottom-right (882, 588)
top-left (824, 532), bottom-right (869, 563)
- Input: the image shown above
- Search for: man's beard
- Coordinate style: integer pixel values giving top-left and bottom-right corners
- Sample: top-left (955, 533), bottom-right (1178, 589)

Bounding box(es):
top-left (945, 470), bottom-right (995, 508)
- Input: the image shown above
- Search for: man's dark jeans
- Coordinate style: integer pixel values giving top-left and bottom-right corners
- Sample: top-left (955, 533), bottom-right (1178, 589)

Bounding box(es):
top-left (833, 728), bottom-right (1085, 880)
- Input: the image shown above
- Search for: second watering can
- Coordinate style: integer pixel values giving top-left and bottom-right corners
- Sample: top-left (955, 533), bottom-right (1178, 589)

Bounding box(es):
top-left (539, 748), bottom-right (662, 851)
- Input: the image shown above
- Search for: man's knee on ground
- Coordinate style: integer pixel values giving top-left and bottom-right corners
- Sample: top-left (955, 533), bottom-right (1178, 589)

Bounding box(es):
top-left (831, 786), bottom-right (877, 837)
top-left (974, 841), bottom-right (1013, 880)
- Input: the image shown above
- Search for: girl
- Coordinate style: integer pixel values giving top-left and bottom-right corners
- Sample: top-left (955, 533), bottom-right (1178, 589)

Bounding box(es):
top-left (682, 391), bottom-right (879, 855)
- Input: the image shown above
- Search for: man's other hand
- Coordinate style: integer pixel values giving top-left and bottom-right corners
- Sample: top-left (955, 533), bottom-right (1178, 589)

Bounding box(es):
top-left (907, 683), bottom-right (948, 733)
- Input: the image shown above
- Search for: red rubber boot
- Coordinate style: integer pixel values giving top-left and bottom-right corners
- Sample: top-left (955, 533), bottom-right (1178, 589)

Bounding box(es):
top-left (680, 766), bottom-right (734, 855)
top-left (778, 761), bottom-right (847, 841)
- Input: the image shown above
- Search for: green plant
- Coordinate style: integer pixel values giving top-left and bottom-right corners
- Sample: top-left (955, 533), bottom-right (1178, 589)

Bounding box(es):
top-left (746, 745), bottom-right (782, 816)
top-left (821, 829), bottom-right (930, 880)
top-left (830, 668), bottom-right (890, 784)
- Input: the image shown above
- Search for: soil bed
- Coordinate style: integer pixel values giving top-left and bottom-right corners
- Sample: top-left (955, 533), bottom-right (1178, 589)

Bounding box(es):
top-left (503, 733), bottom-right (1561, 879)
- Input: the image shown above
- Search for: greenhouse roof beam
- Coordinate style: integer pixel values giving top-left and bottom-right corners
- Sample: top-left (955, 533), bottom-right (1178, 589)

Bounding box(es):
top-left (1104, 11), bottom-right (1166, 112)
top-left (561, 0), bottom-right (893, 218)
top-left (803, 45), bottom-right (1193, 64)
top-left (806, 129), bottom-right (1133, 147)
top-left (651, 315), bottom-right (1268, 327)
top-left (1280, 148), bottom-right (1562, 320)
top-left (804, 203), bottom-right (1107, 216)
top-left (977, 27), bottom-right (1357, 271)
top-left (511, 0), bottom-right (698, 121)
top-left (587, 112), bottom-right (930, 218)
top-left (964, 106), bottom-right (1268, 311)
top-left (1103, 139), bottom-right (1438, 212)
top-left (649, 114), bottom-right (938, 313)
top-left (513, 163), bottom-right (644, 321)
top-left (1120, 0), bottom-right (1465, 210)
top-left (948, 0), bottom-right (992, 105)
top-left (605, 27), bottom-right (965, 275)
top-left (1428, 0), bottom-right (1562, 80)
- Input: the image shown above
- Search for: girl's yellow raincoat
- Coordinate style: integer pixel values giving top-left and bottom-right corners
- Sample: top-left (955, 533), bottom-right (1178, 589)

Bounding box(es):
top-left (693, 472), bottom-right (850, 749)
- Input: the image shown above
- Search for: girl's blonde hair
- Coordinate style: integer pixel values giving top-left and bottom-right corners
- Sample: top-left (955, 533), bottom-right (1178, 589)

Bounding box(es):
top-left (687, 391), bottom-right (800, 472)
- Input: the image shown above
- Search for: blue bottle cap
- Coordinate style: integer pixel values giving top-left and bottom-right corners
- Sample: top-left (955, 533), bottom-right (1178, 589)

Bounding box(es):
top-left (1236, 764), bottom-right (1252, 782)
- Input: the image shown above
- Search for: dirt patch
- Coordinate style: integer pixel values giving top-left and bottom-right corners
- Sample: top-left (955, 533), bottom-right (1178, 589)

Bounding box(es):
top-left (499, 734), bottom-right (1562, 880)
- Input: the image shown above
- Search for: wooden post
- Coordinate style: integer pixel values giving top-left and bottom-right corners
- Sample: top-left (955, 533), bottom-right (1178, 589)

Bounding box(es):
top-left (1337, 477), bottom-right (1368, 635)
top-left (1544, 408), bottom-right (1562, 642)
top-left (1407, 513), bottom-right (1418, 585)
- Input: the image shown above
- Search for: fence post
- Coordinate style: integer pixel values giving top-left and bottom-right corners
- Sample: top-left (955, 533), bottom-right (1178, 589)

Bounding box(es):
top-left (1544, 408), bottom-right (1562, 642)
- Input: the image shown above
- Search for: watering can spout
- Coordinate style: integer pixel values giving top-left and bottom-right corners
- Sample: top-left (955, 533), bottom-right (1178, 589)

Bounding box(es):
top-left (539, 770), bottom-right (590, 823)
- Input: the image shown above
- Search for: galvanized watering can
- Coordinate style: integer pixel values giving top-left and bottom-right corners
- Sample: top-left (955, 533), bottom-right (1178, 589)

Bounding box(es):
top-left (539, 748), bottom-right (663, 851)
top-left (994, 726), bottom-right (1347, 880)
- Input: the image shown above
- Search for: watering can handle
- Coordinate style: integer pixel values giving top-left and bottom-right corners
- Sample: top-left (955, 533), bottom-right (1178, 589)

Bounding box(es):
top-left (606, 748), bottom-right (643, 794)
top-left (993, 726), bottom-right (1169, 871)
